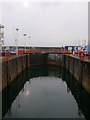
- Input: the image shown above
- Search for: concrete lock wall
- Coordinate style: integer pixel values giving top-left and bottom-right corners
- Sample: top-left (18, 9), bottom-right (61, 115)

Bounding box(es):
top-left (2, 55), bottom-right (28, 89)
top-left (2, 60), bottom-right (8, 89)
top-left (2, 54), bottom-right (48, 89)
top-left (82, 61), bottom-right (90, 93)
top-left (30, 53), bottom-right (48, 65)
top-left (64, 55), bottom-right (80, 83)
top-left (10, 58), bottom-right (17, 82)
top-left (17, 56), bottom-right (23, 74)
top-left (47, 54), bottom-right (62, 66)
top-left (73, 58), bottom-right (80, 83)
top-left (2, 53), bottom-right (90, 94)
top-left (9, 55), bottom-right (27, 83)
top-left (69, 56), bottom-right (74, 74)
top-left (64, 55), bottom-right (90, 94)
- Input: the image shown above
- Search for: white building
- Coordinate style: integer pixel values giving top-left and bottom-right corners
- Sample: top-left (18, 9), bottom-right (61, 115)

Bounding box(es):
top-left (0, 24), bottom-right (4, 49)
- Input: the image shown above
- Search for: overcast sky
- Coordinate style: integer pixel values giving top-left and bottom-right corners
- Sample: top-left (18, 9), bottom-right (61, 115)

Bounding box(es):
top-left (0, 0), bottom-right (89, 47)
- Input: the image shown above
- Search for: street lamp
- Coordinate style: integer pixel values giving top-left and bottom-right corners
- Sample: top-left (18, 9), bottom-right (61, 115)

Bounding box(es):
top-left (28, 36), bottom-right (31, 49)
top-left (23, 33), bottom-right (27, 50)
top-left (16, 28), bottom-right (19, 55)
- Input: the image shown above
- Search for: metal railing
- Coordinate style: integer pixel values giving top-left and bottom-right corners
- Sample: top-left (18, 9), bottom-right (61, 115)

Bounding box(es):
top-left (2, 48), bottom-right (90, 61)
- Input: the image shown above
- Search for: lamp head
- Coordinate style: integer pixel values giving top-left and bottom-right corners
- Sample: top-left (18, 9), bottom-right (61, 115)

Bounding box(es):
top-left (16, 28), bottom-right (19, 31)
top-left (23, 33), bottom-right (27, 36)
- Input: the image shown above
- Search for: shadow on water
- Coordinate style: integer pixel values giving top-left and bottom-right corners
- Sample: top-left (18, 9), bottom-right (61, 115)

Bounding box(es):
top-left (62, 69), bottom-right (90, 120)
top-left (2, 65), bottom-right (90, 119)
top-left (2, 69), bottom-right (28, 117)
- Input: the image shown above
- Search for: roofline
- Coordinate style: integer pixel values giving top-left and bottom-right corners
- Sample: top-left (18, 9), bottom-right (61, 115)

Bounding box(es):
top-left (0, 24), bottom-right (4, 28)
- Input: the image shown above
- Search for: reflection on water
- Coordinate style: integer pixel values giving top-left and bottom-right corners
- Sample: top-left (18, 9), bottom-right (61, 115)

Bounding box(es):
top-left (2, 66), bottom-right (90, 119)
top-left (62, 69), bottom-right (90, 120)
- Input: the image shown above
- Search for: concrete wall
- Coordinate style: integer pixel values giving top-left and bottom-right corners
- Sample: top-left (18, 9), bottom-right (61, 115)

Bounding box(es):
top-left (2, 54), bottom-right (48, 89)
top-left (69, 56), bottom-right (74, 74)
top-left (47, 54), bottom-right (62, 66)
top-left (73, 58), bottom-right (80, 83)
top-left (9, 55), bottom-right (27, 83)
top-left (82, 61), bottom-right (90, 93)
top-left (2, 55), bottom-right (28, 89)
top-left (17, 56), bottom-right (23, 74)
top-left (22, 55), bottom-right (27, 70)
top-left (2, 60), bottom-right (7, 89)
top-left (2, 53), bottom-right (90, 94)
top-left (64, 55), bottom-right (90, 94)
top-left (64, 55), bottom-right (80, 83)
top-left (10, 58), bottom-right (17, 82)
top-left (30, 53), bottom-right (48, 66)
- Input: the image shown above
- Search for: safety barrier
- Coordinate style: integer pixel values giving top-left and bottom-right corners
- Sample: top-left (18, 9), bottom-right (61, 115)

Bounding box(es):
top-left (5, 52), bottom-right (10, 60)
top-left (67, 50), bottom-right (72, 56)
top-left (73, 50), bottom-right (90, 60)
top-left (18, 50), bottom-right (24, 56)
top-left (2, 48), bottom-right (90, 61)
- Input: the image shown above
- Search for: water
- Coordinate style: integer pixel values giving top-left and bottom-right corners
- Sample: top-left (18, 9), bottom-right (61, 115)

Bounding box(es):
top-left (2, 66), bottom-right (90, 119)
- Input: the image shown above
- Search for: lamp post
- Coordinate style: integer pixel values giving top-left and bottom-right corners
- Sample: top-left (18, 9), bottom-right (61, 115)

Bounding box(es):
top-left (29, 36), bottom-right (31, 49)
top-left (0, 24), bottom-right (4, 50)
top-left (2, 27), bottom-right (4, 50)
top-left (23, 33), bottom-right (27, 50)
top-left (16, 28), bottom-right (19, 55)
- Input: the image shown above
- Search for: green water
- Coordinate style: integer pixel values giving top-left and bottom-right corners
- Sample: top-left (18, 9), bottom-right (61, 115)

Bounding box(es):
top-left (2, 66), bottom-right (90, 119)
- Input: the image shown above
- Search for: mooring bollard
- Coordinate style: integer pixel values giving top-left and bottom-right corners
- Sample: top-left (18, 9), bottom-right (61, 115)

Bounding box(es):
top-left (79, 52), bottom-right (85, 60)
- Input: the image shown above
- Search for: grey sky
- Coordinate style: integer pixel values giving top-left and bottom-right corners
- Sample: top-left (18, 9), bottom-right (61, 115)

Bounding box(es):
top-left (0, 1), bottom-right (88, 47)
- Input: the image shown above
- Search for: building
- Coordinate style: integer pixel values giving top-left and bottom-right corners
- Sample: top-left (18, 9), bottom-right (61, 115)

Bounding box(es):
top-left (65, 46), bottom-right (81, 50)
top-left (0, 24), bottom-right (4, 49)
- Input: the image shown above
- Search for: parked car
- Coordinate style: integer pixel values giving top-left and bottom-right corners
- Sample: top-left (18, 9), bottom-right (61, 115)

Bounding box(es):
top-left (0, 49), bottom-right (16, 56)
top-left (10, 49), bottom-right (16, 55)
top-left (0, 49), bottom-right (5, 56)
top-left (0, 49), bottom-right (10, 56)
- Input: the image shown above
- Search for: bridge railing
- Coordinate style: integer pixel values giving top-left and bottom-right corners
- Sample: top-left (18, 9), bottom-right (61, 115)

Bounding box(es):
top-left (3, 48), bottom-right (90, 61)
